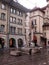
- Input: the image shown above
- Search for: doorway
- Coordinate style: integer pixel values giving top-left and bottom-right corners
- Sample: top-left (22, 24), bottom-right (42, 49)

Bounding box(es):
top-left (9, 38), bottom-right (16, 47)
top-left (0, 38), bottom-right (5, 48)
top-left (18, 38), bottom-right (23, 47)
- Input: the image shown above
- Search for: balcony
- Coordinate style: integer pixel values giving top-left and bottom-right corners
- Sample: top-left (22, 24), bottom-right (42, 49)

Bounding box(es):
top-left (43, 23), bottom-right (49, 30)
top-left (0, 31), bottom-right (6, 34)
top-left (0, 18), bottom-right (6, 21)
top-left (43, 23), bottom-right (49, 27)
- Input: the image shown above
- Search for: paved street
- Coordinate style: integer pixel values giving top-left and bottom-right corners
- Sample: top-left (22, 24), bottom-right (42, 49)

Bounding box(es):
top-left (0, 48), bottom-right (49, 65)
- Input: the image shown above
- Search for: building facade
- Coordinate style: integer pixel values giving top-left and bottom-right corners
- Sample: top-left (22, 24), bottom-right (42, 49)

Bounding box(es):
top-left (25, 13), bottom-right (30, 46)
top-left (0, 0), bottom-right (29, 48)
top-left (29, 0), bottom-right (49, 47)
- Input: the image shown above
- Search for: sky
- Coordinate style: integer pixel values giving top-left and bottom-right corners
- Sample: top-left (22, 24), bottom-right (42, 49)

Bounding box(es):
top-left (15, 0), bottom-right (47, 9)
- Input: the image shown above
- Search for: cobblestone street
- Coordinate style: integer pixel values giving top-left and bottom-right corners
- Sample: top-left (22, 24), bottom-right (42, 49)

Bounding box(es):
top-left (0, 48), bottom-right (49, 65)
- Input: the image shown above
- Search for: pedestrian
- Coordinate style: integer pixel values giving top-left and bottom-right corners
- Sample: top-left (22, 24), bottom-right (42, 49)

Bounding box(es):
top-left (29, 49), bottom-right (32, 55)
top-left (29, 42), bottom-right (30, 47)
top-left (2, 39), bottom-right (4, 49)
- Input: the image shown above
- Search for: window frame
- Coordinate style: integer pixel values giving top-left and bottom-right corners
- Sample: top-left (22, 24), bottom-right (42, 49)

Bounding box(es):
top-left (17, 28), bottom-right (22, 35)
top-left (1, 3), bottom-right (6, 10)
top-left (10, 16), bottom-right (16, 23)
top-left (10, 8), bottom-right (16, 14)
top-left (0, 25), bottom-right (5, 33)
top-left (10, 26), bottom-right (16, 34)
top-left (1, 13), bottom-right (6, 20)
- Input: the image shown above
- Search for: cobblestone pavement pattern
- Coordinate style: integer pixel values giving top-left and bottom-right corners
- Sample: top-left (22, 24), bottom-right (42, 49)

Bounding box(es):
top-left (0, 48), bottom-right (49, 65)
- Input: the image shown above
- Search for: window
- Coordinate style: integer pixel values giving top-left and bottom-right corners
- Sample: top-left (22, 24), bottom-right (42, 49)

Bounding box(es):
top-left (17, 11), bottom-right (19, 15)
top-left (13, 17), bottom-right (16, 23)
top-left (1, 4), bottom-right (6, 9)
top-left (10, 17), bottom-right (13, 22)
top-left (1, 13), bottom-right (5, 20)
top-left (17, 28), bottom-right (22, 34)
top-left (32, 19), bottom-right (36, 25)
top-left (10, 17), bottom-right (16, 23)
top-left (0, 25), bottom-right (5, 32)
top-left (17, 19), bottom-right (22, 25)
top-left (13, 9), bottom-right (16, 14)
top-left (10, 8), bottom-right (16, 14)
top-left (17, 11), bottom-right (23, 16)
top-left (19, 12), bottom-right (23, 16)
top-left (10, 27), bottom-right (16, 34)
top-left (33, 19), bottom-right (36, 25)
top-left (31, 21), bottom-right (34, 28)
top-left (32, 21), bottom-right (33, 25)
top-left (10, 8), bottom-right (13, 13)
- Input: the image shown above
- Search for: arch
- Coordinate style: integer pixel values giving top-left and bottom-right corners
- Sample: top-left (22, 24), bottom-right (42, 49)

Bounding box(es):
top-left (9, 38), bottom-right (16, 47)
top-left (18, 38), bottom-right (23, 47)
top-left (0, 38), bottom-right (5, 48)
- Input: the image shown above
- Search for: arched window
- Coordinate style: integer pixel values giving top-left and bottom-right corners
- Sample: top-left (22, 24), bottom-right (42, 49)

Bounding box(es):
top-left (1, 13), bottom-right (5, 20)
top-left (1, 4), bottom-right (6, 9)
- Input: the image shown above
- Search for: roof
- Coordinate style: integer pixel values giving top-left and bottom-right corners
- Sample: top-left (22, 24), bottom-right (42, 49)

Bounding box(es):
top-left (41, 5), bottom-right (49, 10)
top-left (41, 6), bottom-right (47, 10)
top-left (47, 0), bottom-right (49, 2)
top-left (30, 7), bottom-right (45, 13)
top-left (41, 4), bottom-right (49, 10)
top-left (1, 0), bottom-right (30, 12)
